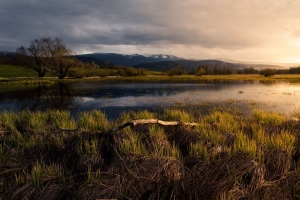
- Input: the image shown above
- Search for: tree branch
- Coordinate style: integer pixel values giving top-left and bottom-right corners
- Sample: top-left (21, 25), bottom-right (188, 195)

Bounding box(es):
top-left (107, 119), bottom-right (199, 134)
top-left (54, 119), bottom-right (200, 134)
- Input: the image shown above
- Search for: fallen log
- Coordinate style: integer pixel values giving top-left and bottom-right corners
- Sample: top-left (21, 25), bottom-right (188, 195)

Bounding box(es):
top-left (131, 119), bottom-right (199, 126)
top-left (107, 119), bottom-right (200, 134)
top-left (54, 119), bottom-right (200, 134)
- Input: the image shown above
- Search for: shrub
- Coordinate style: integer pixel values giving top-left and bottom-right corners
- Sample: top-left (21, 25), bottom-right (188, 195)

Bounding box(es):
top-left (168, 66), bottom-right (184, 76)
top-left (196, 68), bottom-right (206, 76)
top-left (260, 68), bottom-right (276, 77)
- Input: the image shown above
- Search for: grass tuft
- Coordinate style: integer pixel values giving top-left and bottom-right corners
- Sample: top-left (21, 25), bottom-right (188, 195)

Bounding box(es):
top-left (252, 109), bottom-right (286, 126)
top-left (1, 107), bottom-right (300, 199)
top-left (78, 110), bottom-right (109, 132)
top-left (164, 108), bottom-right (193, 122)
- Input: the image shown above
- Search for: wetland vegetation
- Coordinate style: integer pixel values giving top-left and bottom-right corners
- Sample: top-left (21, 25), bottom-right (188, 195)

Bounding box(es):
top-left (1, 107), bottom-right (300, 199)
top-left (2, 39), bottom-right (300, 199)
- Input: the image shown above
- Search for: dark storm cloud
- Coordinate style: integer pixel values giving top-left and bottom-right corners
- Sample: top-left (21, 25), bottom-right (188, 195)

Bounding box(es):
top-left (1, 0), bottom-right (300, 62)
top-left (0, 0), bottom-right (255, 50)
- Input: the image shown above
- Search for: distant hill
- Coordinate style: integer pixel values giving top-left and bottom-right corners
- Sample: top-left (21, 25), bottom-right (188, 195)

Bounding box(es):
top-left (76, 53), bottom-right (182, 66)
top-left (74, 56), bottom-right (105, 65)
top-left (77, 53), bottom-right (293, 72)
top-left (76, 53), bottom-right (246, 71)
top-left (2, 50), bottom-right (295, 72)
top-left (134, 59), bottom-right (245, 71)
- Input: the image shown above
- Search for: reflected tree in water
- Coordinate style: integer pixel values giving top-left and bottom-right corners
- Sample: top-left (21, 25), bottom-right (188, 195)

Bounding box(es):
top-left (30, 83), bottom-right (74, 111)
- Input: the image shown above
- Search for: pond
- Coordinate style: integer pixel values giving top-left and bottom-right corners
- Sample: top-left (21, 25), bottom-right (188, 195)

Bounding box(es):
top-left (1, 81), bottom-right (300, 119)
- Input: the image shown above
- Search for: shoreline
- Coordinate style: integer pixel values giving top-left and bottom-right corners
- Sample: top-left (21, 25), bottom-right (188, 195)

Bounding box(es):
top-left (1, 74), bottom-right (300, 86)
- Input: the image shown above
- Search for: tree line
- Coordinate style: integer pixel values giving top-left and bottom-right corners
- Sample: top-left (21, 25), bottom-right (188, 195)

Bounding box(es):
top-left (0, 37), bottom-right (148, 79)
top-left (166, 64), bottom-right (236, 76)
top-left (0, 37), bottom-right (87, 79)
top-left (1, 37), bottom-right (300, 78)
top-left (167, 64), bottom-right (300, 77)
top-left (167, 65), bottom-right (244, 76)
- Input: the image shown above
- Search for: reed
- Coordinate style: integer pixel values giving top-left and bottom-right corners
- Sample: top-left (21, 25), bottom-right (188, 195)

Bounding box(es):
top-left (148, 125), bottom-right (171, 157)
top-left (0, 111), bottom-right (19, 133)
top-left (1, 107), bottom-right (300, 199)
top-left (189, 143), bottom-right (213, 163)
top-left (30, 161), bottom-right (65, 188)
top-left (252, 127), bottom-right (295, 156)
top-left (163, 108), bottom-right (193, 122)
top-left (78, 110), bottom-right (109, 132)
top-left (119, 132), bottom-right (149, 156)
top-left (132, 110), bottom-right (156, 119)
top-left (252, 109), bottom-right (286, 126)
top-left (46, 110), bottom-right (77, 130)
top-left (233, 130), bottom-right (263, 162)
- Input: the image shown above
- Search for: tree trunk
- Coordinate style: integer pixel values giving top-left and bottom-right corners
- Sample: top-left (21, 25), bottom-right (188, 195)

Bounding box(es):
top-left (38, 71), bottom-right (45, 78)
top-left (58, 74), bottom-right (65, 79)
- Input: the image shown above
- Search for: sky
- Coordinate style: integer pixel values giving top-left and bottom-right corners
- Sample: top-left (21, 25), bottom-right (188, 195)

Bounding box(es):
top-left (1, 0), bottom-right (300, 63)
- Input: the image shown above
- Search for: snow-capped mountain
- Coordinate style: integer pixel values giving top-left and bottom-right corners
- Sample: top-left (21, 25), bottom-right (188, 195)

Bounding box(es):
top-left (77, 53), bottom-right (182, 66)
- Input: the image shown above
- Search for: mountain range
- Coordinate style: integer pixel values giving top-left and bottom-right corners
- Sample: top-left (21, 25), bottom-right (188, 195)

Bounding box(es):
top-left (76, 53), bottom-right (181, 67)
top-left (2, 50), bottom-right (297, 71)
top-left (76, 53), bottom-right (295, 71)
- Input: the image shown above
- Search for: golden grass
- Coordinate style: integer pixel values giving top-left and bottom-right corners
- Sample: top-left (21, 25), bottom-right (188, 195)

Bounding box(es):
top-left (252, 109), bottom-right (286, 126)
top-left (78, 110), bottom-right (109, 132)
top-left (2, 74), bottom-right (300, 87)
top-left (1, 108), bottom-right (300, 199)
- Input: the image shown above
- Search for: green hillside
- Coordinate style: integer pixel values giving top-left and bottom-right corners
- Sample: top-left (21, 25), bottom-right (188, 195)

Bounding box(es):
top-left (0, 65), bottom-right (56, 78)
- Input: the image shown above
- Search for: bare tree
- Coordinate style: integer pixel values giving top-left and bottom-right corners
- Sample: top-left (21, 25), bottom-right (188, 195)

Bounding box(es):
top-left (16, 37), bottom-right (77, 78)
top-left (56, 56), bottom-right (82, 79)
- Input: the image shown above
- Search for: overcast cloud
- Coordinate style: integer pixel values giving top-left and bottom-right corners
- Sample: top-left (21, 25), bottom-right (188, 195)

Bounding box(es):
top-left (1, 0), bottom-right (300, 62)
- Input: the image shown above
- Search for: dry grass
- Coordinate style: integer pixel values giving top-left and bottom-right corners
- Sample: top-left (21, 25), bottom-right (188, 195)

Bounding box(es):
top-left (1, 108), bottom-right (300, 199)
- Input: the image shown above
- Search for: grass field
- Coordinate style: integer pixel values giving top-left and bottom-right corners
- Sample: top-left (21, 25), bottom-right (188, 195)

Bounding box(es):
top-left (0, 65), bottom-right (57, 78)
top-left (2, 74), bottom-right (300, 88)
top-left (0, 65), bottom-right (37, 77)
top-left (2, 64), bottom-right (300, 87)
top-left (89, 74), bottom-right (300, 83)
top-left (1, 107), bottom-right (300, 199)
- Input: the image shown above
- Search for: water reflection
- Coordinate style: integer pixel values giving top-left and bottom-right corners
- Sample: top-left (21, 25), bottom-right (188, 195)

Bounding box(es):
top-left (31, 83), bottom-right (74, 111)
top-left (0, 83), bottom-right (74, 112)
top-left (1, 81), bottom-right (300, 119)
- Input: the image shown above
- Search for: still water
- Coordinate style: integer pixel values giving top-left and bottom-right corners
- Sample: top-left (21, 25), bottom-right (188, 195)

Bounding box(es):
top-left (1, 81), bottom-right (300, 119)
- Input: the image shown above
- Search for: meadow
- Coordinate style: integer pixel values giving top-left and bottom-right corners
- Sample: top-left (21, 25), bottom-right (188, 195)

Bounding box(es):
top-left (2, 64), bottom-right (300, 198)
top-left (1, 106), bottom-right (300, 199)
top-left (0, 65), bottom-right (57, 78)
top-left (2, 64), bottom-right (300, 86)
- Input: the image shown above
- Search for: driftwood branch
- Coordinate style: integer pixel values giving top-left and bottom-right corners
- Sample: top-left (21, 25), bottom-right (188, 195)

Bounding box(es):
top-left (108, 119), bottom-right (199, 134)
top-left (54, 119), bottom-right (200, 134)
top-left (290, 117), bottom-right (300, 121)
top-left (130, 119), bottom-right (199, 126)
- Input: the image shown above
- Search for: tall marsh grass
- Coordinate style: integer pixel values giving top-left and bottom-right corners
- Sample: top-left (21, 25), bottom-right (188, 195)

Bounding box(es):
top-left (252, 109), bottom-right (286, 126)
top-left (1, 108), bottom-right (300, 199)
top-left (119, 132), bottom-right (149, 156)
top-left (189, 143), bottom-right (213, 163)
top-left (164, 108), bottom-right (193, 122)
top-left (78, 110), bottom-right (109, 132)
top-left (252, 127), bottom-right (295, 156)
top-left (233, 130), bottom-right (263, 162)
top-left (30, 161), bottom-right (65, 188)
